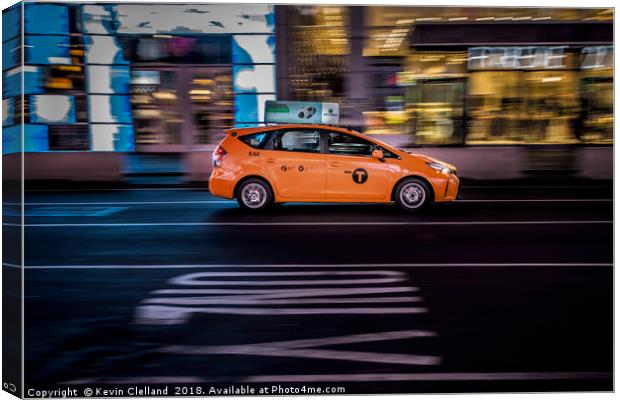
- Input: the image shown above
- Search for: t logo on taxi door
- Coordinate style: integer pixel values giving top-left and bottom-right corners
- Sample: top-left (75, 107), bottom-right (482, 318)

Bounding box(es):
top-left (352, 168), bottom-right (368, 184)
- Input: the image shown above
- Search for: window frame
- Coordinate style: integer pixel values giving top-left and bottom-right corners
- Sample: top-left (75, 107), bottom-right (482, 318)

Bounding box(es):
top-left (239, 131), bottom-right (270, 149)
top-left (264, 128), bottom-right (323, 154)
top-left (237, 128), bottom-right (402, 158)
top-left (321, 130), bottom-right (400, 159)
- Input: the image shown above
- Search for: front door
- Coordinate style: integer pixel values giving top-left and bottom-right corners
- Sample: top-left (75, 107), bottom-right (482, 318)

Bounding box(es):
top-left (262, 129), bottom-right (326, 200)
top-left (324, 131), bottom-right (389, 200)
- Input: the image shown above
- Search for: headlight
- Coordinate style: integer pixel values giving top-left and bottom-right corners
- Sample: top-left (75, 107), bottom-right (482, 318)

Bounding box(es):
top-left (427, 161), bottom-right (451, 174)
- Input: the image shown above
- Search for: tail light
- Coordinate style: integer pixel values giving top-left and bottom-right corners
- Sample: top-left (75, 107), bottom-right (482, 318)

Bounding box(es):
top-left (212, 145), bottom-right (227, 167)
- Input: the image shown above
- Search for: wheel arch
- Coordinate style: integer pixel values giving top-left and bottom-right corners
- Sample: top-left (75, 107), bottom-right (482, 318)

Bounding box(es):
top-left (233, 175), bottom-right (276, 199)
top-left (391, 175), bottom-right (436, 203)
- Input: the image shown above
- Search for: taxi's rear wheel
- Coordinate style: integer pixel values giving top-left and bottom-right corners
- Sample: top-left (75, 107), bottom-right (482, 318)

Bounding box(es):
top-left (237, 178), bottom-right (273, 211)
top-left (394, 177), bottom-right (431, 212)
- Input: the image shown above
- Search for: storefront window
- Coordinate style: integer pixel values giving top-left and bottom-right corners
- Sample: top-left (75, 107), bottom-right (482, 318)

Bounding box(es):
top-left (131, 70), bottom-right (181, 145)
top-left (405, 79), bottom-right (466, 145)
top-left (580, 77), bottom-right (613, 143)
top-left (360, 7), bottom-right (612, 146)
top-left (380, 46), bottom-right (613, 145)
top-left (365, 52), bottom-right (468, 143)
top-left (130, 68), bottom-right (235, 147)
top-left (467, 70), bottom-right (579, 144)
top-left (190, 70), bottom-right (234, 144)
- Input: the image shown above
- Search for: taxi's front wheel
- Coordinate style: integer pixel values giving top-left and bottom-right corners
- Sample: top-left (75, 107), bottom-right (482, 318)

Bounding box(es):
top-left (237, 178), bottom-right (273, 211)
top-left (394, 177), bottom-right (431, 212)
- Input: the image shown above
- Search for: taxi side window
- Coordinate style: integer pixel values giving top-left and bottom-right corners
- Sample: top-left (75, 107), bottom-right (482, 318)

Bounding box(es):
top-left (272, 130), bottom-right (321, 153)
top-left (327, 132), bottom-right (375, 157)
top-left (240, 132), bottom-right (269, 149)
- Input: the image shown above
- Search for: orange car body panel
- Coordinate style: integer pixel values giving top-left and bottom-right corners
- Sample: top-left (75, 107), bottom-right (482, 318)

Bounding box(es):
top-left (208, 124), bottom-right (459, 204)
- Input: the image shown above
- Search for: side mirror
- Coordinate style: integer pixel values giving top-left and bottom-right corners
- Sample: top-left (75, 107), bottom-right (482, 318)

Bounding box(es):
top-left (371, 149), bottom-right (385, 161)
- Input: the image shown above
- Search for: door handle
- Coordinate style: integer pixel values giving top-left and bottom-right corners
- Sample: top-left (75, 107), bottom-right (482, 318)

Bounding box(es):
top-left (266, 158), bottom-right (276, 164)
top-left (329, 162), bottom-right (343, 167)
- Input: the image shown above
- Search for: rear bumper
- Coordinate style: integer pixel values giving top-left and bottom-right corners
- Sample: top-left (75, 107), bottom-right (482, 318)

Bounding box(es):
top-left (208, 172), bottom-right (236, 199)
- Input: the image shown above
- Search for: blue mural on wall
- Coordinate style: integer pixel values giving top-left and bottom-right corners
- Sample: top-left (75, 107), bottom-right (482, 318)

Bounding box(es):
top-left (25, 36), bottom-right (71, 64)
top-left (4, 3), bottom-right (277, 153)
top-left (235, 94), bottom-right (259, 123)
top-left (2, 5), bottom-right (20, 40)
top-left (3, 67), bottom-right (44, 98)
top-left (2, 0), bottom-right (21, 156)
top-left (2, 125), bottom-right (21, 155)
top-left (88, 95), bottom-right (133, 124)
top-left (232, 33), bottom-right (277, 125)
top-left (3, 99), bottom-right (14, 127)
top-left (3, 37), bottom-right (20, 70)
top-left (30, 95), bottom-right (77, 124)
top-left (24, 4), bottom-right (69, 35)
top-left (88, 65), bottom-right (131, 94)
top-left (3, 125), bottom-right (49, 154)
top-left (113, 125), bottom-right (135, 152)
top-left (83, 35), bottom-right (129, 65)
top-left (24, 125), bottom-right (50, 151)
top-left (232, 35), bottom-right (276, 64)
top-left (90, 124), bottom-right (135, 152)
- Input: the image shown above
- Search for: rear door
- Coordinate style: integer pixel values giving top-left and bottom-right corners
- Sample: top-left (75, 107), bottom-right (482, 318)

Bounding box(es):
top-left (324, 131), bottom-right (390, 200)
top-left (261, 129), bottom-right (326, 200)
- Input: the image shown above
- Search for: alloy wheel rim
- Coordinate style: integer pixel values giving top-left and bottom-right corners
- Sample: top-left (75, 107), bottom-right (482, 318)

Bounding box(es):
top-left (241, 183), bottom-right (267, 208)
top-left (400, 182), bottom-right (426, 208)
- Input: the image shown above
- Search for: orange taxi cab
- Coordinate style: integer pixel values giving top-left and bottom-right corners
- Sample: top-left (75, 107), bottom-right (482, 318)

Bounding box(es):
top-left (208, 123), bottom-right (459, 211)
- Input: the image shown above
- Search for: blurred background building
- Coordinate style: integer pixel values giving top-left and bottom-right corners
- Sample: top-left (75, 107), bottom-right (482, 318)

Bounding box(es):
top-left (2, 3), bottom-right (613, 182)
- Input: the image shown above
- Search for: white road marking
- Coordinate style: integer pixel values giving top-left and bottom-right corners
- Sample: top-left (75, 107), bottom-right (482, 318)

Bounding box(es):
top-left (151, 288), bottom-right (419, 306)
top-left (24, 187), bottom-right (205, 192)
top-left (145, 296), bottom-right (422, 306)
top-left (153, 286), bottom-right (419, 296)
top-left (63, 371), bottom-right (612, 384)
top-left (147, 286), bottom-right (420, 306)
top-left (12, 262), bottom-right (612, 270)
top-left (8, 201), bottom-right (232, 206)
top-left (169, 270), bottom-right (405, 286)
top-left (218, 330), bottom-right (434, 349)
top-left (136, 270), bottom-right (422, 324)
top-left (160, 330), bottom-right (440, 366)
top-left (15, 206), bottom-right (128, 217)
top-left (5, 198), bottom-right (612, 206)
top-left (136, 305), bottom-right (427, 322)
top-left (2, 220), bottom-right (612, 228)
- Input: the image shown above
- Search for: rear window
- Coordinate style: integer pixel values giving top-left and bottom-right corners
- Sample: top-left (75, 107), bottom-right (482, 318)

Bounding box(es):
top-left (240, 132), bottom-right (269, 149)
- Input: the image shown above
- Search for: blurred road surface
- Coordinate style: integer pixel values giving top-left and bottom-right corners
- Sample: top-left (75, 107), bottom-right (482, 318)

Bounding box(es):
top-left (4, 181), bottom-right (612, 393)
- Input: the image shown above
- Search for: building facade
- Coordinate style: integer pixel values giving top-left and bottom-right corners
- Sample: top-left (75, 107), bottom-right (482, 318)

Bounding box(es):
top-left (2, 3), bottom-right (614, 182)
top-left (3, 3), bottom-right (275, 147)
top-left (278, 6), bottom-right (613, 146)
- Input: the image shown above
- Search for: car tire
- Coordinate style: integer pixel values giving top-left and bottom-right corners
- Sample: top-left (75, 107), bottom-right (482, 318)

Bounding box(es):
top-left (237, 178), bottom-right (274, 211)
top-left (394, 177), bottom-right (432, 212)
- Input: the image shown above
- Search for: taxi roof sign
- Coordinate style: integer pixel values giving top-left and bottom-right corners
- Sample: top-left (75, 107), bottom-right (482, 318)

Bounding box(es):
top-left (265, 100), bottom-right (339, 125)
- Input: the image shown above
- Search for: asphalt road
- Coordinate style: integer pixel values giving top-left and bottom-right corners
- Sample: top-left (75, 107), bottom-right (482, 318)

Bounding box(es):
top-left (5, 181), bottom-right (613, 394)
